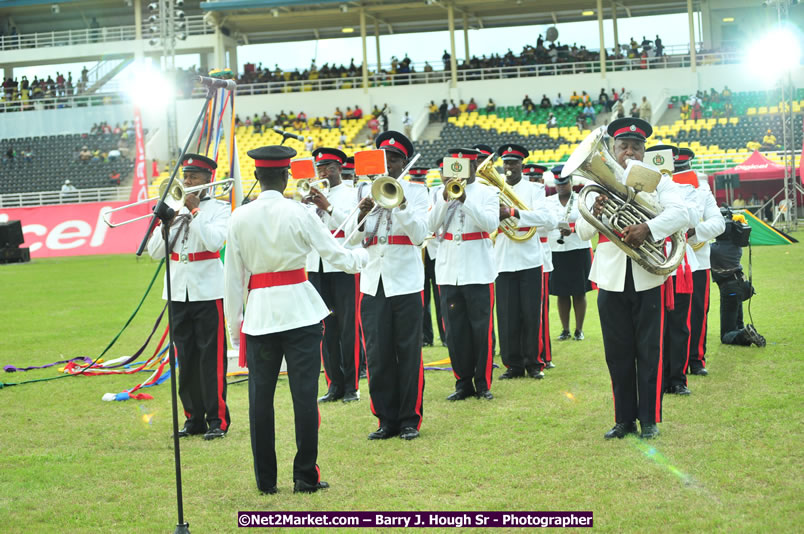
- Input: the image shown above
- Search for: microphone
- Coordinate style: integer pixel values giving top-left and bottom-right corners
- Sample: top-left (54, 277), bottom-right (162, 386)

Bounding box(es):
top-left (194, 76), bottom-right (236, 91)
top-left (273, 126), bottom-right (304, 142)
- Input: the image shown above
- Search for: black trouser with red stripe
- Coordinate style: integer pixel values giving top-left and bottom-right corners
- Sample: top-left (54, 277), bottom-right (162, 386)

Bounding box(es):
top-left (308, 270), bottom-right (361, 396)
top-left (360, 280), bottom-right (425, 431)
top-left (597, 263), bottom-right (664, 425)
top-left (440, 283), bottom-right (495, 395)
top-left (663, 282), bottom-right (692, 389)
top-left (423, 249), bottom-right (447, 346)
top-left (539, 271), bottom-right (552, 364)
top-left (687, 269), bottom-right (711, 371)
top-left (172, 298), bottom-right (229, 433)
top-left (246, 322), bottom-right (323, 492)
top-left (496, 266), bottom-right (542, 373)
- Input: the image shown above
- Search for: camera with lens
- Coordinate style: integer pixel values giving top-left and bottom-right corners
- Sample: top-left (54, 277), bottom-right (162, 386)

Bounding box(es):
top-left (716, 206), bottom-right (751, 247)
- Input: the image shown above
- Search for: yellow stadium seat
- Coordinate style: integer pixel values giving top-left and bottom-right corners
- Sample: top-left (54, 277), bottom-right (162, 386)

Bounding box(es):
top-left (746, 107), bottom-right (756, 115)
top-left (758, 106), bottom-right (768, 114)
top-left (769, 106), bottom-right (779, 114)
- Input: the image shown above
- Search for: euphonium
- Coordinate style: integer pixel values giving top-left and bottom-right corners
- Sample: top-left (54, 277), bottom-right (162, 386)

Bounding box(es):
top-left (475, 154), bottom-right (537, 242)
top-left (562, 126), bottom-right (685, 276)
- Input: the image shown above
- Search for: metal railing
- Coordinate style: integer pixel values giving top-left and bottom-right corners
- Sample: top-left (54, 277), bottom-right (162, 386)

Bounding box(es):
top-left (0, 15), bottom-right (211, 51)
top-left (218, 51), bottom-right (742, 96)
top-left (0, 51), bottom-right (744, 113)
top-left (0, 186), bottom-right (129, 208)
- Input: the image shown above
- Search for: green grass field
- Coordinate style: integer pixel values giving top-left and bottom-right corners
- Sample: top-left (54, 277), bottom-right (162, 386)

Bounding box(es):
top-left (1, 237), bottom-right (802, 533)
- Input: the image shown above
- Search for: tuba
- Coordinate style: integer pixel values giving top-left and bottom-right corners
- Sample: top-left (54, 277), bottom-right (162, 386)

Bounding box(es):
top-left (476, 154), bottom-right (537, 242)
top-left (562, 127), bottom-right (685, 276)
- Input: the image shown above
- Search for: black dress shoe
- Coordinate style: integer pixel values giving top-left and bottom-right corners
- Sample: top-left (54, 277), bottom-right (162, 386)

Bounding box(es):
top-left (176, 424), bottom-right (205, 438)
top-left (689, 367), bottom-right (708, 376)
top-left (545, 361), bottom-right (556, 369)
top-left (604, 422), bottom-right (638, 439)
top-left (640, 423), bottom-right (659, 439)
top-left (526, 367), bottom-right (545, 379)
top-left (558, 330), bottom-right (571, 341)
top-left (399, 427), bottom-right (420, 440)
top-left (368, 427), bottom-right (399, 440)
top-left (745, 324), bottom-right (766, 347)
top-left (667, 384), bottom-right (691, 396)
top-left (475, 390), bottom-right (493, 400)
top-left (259, 486), bottom-right (278, 495)
top-left (203, 427), bottom-right (226, 440)
top-left (573, 330), bottom-right (585, 341)
top-left (499, 368), bottom-right (525, 380)
top-left (293, 480), bottom-right (330, 494)
top-left (446, 390), bottom-right (474, 401)
top-left (318, 390), bottom-right (344, 403)
top-left (342, 391), bottom-right (360, 403)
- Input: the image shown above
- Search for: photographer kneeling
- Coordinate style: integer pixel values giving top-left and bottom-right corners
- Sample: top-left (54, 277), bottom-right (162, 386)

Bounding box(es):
top-left (709, 208), bottom-right (765, 347)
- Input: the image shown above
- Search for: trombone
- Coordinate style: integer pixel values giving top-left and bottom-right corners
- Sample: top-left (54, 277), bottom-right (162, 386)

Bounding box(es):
top-left (102, 178), bottom-right (235, 228)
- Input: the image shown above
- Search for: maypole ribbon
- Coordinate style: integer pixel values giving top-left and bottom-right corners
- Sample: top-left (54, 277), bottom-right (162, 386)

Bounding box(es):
top-left (0, 259), bottom-right (165, 389)
top-left (4, 357), bottom-right (92, 373)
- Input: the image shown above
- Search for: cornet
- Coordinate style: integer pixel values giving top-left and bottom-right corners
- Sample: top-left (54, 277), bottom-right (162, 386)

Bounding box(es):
top-left (102, 178), bottom-right (235, 228)
top-left (446, 179), bottom-right (465, 200)
top-left (296, 178), bottom-right (330, 199)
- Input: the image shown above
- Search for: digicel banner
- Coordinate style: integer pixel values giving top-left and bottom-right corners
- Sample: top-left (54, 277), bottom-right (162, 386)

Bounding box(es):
top-left (0, 201), bottom-right (150, 258)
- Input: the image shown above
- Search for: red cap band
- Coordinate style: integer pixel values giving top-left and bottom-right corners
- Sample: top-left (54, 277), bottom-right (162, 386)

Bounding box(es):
top-left (315, 153), bottom-right (344, 164)
top-left (613, 126), bottom-right (647, 138)
top-left (182, 159), bottom-right (214, 172)
top-left (502, 149), bottom-right (526, 158)
top-left (476, 148), bottom-right (492, 155)
top-left (379, 139), bottom-right (409, 157)
top-left (343, 162), bottom-right (355, 170)
top-left (675, 154), bottom-right (692, 162)
top-left (449, 153), bottom-right (478, 161)
top-left (255, 159), bottom-right (291, 168)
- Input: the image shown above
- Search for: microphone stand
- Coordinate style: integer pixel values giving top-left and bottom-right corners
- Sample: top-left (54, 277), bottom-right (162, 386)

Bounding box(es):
top-left (134, 83), bottom-right (220, 534)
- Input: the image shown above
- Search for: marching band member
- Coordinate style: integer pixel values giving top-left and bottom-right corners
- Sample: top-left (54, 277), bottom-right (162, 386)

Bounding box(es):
top-left (646, 144), bottom-right (701, 397)
top-left (493, 145), bottom-right (557, 381)
top-left (546, 169), bottom-right (593, 342)
top-left (304, 147), bottom-right (363, 404)
top-left (575, 118), bottom-right (688, 440)
top-left (524, 164), bottom-right (548, 183)
top-left (536, 168), bottom-right (555, 368)
top-left (146, 153), bottom-right (231, 441)
top-left (224, 145), bottom-right (368, 494)
top-left (348, 131), bottom-right (430, 441)
top-left (342, 156), bottom-right (357, 185)
top-left (409, 166), bottom-right (446, 348)
top-left (682, 150), bottom-right (725, 376)
top-left (429, 147), bottom-right (499, 400)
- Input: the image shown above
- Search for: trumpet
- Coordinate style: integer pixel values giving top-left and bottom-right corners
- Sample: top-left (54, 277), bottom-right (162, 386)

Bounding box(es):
top-left (446, 179), bottom-right (465, 200)
top-left (102, 178), bottom-right (235, 228)
top-left (296, 178), bottom-right (330, 200)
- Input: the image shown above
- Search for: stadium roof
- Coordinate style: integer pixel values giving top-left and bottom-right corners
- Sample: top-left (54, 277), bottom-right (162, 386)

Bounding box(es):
top-left (200, 0), bottom-right (694, 44)
top-left (0, 0), bottom-right (695, 44)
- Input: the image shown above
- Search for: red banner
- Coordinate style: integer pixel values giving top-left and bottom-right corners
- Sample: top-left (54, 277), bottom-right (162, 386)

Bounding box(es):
top-left (130, 107), bottom-right (149, 204)
top-left (0, 202), bottom-right (150, 258)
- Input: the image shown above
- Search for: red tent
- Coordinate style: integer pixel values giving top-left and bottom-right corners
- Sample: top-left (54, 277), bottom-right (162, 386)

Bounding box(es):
top-left (711, 151), bottom-right (801, 205)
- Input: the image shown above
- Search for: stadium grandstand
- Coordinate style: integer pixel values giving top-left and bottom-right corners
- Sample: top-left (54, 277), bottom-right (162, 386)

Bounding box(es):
top-left (0, 0), bottom-right (801, 216)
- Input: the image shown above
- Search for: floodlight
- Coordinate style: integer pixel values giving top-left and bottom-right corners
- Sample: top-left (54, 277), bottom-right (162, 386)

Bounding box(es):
top-left (744, 25), bottom-right (802, 85)
top-left (175, 10), bottom-right (185, 19)
top-left (148, 2), bottom-right (158, 11)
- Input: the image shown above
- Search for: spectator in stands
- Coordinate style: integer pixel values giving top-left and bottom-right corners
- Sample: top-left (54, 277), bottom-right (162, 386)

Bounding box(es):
top-left (22, 148), bottom-right (33, 163)
top-left (486, 98), bottom-right (496, 113)
top-left (458, 100), bottom-right (468, 113)
top-left (448, 100), bottom-right (459, 117)
top-left (723, 100), bottom-right (734, 117)
top-left (353, 105), bottom-right (363, 120)
top-left (722, 86), bottom-right (732, 99)
top-left (235, 115), bottom-right (242, 127)
top-left (253, 114), bottom-right (262, 134)
top-left (403, 112), bottom-right (414, 138)
top-left (746, 138), bottom-right (761, 152)
top-left (680, 100), bottom-right (691, 120)
top-left (629, 102), bottom-right (639, 118)
top-left (81, 66), bottom-right (89, 84)
top-left (522, 94), bottom-right (535, 111)
top-left (553, 93), bottom-right (565, 108)
top-left (762, 197), bottom-right (773, 221)
top-left (761, 130), bottom-right (778, 150)
top-left (442, 50), bottom-right (451, 70)
top-left (109, 171), bottom-right (121, 186)
top-left (79, 146), bottom-right (92, 162)
top-left (467, 98), bottom-right (478, 112)
top-left (546, 112), bottom-right (557, 128)
top-left (570, 91), bottom-right (580, 106)
top-left (5, 146), bottom-right (15, 160)
top-left (732, 195), bottom-right (746, 208)
top-left (244, 116), bottom-right (252, 128)
top-left (583, 102), bottom-right (596, 124)
top-left (639, 96), bottom-right (652, 121)
top-left (429, 100), bottom-right (439, 122)
top-left (61, 179), bottom-right (77, 194)
top-left (576, 112), bottom-right (586, 131)
top-left (108, 147), bottom-right (121, 161)
top-left (367, 115), bottom-right (380, 139)
top-left (612, 99), bottom-right (625, 119)
top-left (439, 99), bottom-right (448, 122)
top-left (654, 35), bottom-right (664, 56)
top-left (90, 17), bottom-right (100, 43)
top-left (539, 94), bottom-right (551, 108)
top-left (749, 193), bottom-right (760, 206)
top-left (305, 137), bottom-right (314, 152)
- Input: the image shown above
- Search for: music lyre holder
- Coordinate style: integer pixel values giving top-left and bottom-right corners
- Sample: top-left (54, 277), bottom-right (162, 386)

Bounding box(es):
top-left (134, 83), bottom-right (221, 534)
